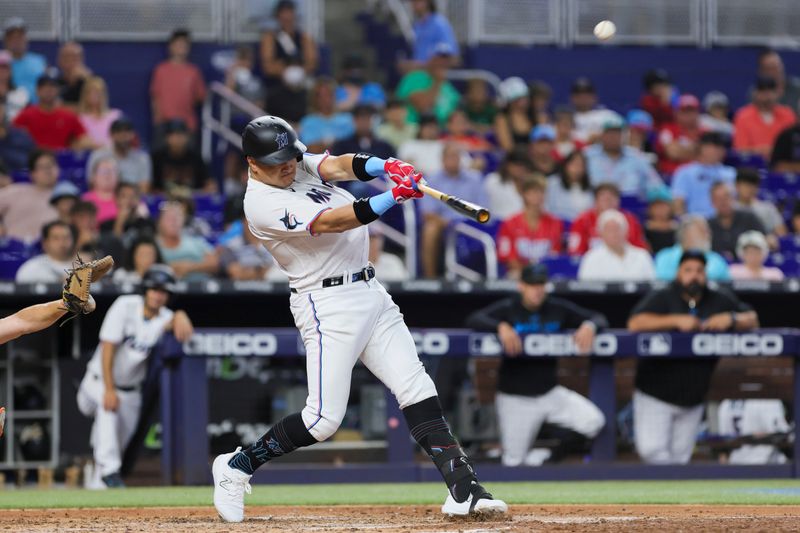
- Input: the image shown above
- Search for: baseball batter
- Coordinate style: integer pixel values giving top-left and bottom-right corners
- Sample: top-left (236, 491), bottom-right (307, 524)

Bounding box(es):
top-left (212, 116), bottom-right (507, 522)
top-left (77, 265), bottom-right (193, 488)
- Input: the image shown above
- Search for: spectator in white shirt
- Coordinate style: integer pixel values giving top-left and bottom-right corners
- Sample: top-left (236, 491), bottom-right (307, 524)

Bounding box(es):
top-left (483, 148), bottom-right (529, 221)
top-left (578, 209), bottom-right (656, 281)
top-left (15, 221), bottom-right (76, 283)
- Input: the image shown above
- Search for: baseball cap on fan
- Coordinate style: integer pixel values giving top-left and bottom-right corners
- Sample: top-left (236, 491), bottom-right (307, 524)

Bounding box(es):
top-left (676, 94), bottom-right (700, 110)
top-left (3, 17), bottom-right (26, 34)
top-left (571, 77), bottom-right (595, 94)
top-left (530, 124), bottom-right (556, 142)
top-left (432, 41), bottom-right (455, 57)
top-left (36, 68), bottom-right (60, 87)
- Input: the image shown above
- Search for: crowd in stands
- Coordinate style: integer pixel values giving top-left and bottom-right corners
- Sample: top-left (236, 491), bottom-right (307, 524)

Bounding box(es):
top-left (2, 1), bottom-right (800, 284)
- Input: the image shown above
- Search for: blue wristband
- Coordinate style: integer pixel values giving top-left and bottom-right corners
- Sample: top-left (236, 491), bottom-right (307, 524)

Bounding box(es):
top-left (368, 190), bottom-right (397, 216)
top-left (365, 157), bottom-right (388, 177)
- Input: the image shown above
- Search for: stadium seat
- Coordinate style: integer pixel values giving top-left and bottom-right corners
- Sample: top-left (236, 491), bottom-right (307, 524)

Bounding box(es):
top-left (193, 194), bottom-right (225, 233)
top-left (540, 255), bottom-right (581, 280)
top-left (449, 219), bottom-right (500, 278)
top-left (0, 239), bottom-right (34, 280)
top-left (56, 150), bottom-right (90, 191)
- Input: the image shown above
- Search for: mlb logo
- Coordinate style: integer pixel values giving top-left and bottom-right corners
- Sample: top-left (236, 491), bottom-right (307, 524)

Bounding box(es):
top-left (637, 333), bottom-right (672, 356)
top-left (469, 333), bottom-right (503, 356)
top-left (276, 132), bottom-right (289, 149)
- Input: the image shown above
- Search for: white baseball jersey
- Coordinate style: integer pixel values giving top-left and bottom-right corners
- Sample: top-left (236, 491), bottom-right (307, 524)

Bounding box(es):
top-left (244, 153), bottom-right (369, 292)
top-left (86, 294), bottom-right (174, 387)
top-left (718, 399), bottom-right (790, 464)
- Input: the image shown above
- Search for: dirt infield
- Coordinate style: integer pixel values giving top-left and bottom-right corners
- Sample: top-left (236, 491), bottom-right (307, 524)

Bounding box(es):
top-left (3, 504), bottom-right (800, 532)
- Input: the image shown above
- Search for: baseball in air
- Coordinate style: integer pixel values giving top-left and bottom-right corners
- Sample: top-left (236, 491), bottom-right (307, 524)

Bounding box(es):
top-left (594, 20), bottom-right (616, 41)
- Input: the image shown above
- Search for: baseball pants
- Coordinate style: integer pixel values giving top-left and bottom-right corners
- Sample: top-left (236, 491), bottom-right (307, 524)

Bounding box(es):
top-left (495, 386), bottom-right (605, 467)
top-left (633, 389), bottom-right (704, 464)
top-left (76, 373), bottom-right (142, 477)
top-left (290, 278), bottom-right (438, 442)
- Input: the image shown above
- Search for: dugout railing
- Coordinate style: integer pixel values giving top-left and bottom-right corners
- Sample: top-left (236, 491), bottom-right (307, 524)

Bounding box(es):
top-left (156, 328), bottom-right (800, 485)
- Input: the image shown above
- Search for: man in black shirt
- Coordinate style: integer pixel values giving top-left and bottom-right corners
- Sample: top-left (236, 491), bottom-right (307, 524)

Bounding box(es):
top-left (151, 119), bottom-right (214, 193)
top-left (628, 250), bottom-right (759, 464)
top-left (466, 264), bottom-right (607, 466)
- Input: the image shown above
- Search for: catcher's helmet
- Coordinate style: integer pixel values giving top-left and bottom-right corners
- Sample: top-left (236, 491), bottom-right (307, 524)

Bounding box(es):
top-left (142, 264), bottom-right (177, 294)
top-left (242, 115), bottom-right (306, 165)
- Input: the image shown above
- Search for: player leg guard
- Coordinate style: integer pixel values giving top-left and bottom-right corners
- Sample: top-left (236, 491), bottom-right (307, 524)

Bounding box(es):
top-left (228, 413), bottom-right (317, 475)
top-left (402, 396), bottom-right (478, 503)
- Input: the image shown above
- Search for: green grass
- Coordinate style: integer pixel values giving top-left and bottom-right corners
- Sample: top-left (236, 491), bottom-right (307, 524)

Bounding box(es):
top-left (2, 480), bottom-right (800, 509)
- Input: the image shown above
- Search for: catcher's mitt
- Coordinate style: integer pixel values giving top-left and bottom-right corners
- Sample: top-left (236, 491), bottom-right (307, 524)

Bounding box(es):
top-left (62, 255), bottom-right (115, 316)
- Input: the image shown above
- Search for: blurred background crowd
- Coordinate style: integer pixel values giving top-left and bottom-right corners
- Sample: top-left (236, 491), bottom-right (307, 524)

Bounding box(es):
top-left (2, 0), bottom-right (800, 285)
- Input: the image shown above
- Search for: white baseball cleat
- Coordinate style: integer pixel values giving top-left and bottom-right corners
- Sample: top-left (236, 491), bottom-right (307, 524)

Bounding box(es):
top-left (212, 447), bottom-right (252, 523)
top-left (441, 482), bottom-right (508, 517)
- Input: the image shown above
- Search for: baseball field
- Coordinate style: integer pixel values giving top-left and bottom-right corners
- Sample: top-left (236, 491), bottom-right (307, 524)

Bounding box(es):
top-left (3, 479), bottom-right (800, 532)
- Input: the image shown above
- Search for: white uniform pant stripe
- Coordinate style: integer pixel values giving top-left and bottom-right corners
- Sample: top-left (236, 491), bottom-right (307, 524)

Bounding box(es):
top-left (633, 389), bottom-right (704, 464)
top-left (306, 294), bottom-right (324, 431)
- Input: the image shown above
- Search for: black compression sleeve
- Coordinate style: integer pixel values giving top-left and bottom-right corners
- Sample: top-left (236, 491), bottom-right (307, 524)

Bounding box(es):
top-left (353, 198), bottom-right (380, 225)
top-left (352, 152), bottom-right (377, 182)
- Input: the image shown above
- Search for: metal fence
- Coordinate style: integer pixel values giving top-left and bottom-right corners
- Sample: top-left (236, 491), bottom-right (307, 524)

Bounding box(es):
top-left (0, 0), bottom-right (324, 42)
top-left (394, 0), bottom-right (800, 48)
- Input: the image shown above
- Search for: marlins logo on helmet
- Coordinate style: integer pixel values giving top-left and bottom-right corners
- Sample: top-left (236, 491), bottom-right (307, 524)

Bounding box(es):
top-left (276, 132), bottom-right (289, 150)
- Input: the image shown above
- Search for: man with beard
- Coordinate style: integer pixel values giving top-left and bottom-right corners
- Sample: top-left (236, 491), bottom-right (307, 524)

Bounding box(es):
top-left (87, 118), bottom-right (152, 192)
top-left (628, 250), bottom-right (759, 464)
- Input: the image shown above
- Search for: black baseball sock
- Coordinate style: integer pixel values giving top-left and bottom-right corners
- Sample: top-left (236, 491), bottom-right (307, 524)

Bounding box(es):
top-left (402, 396), bottom-right (479, 503)
top-left (228, 413), bottom-right (317, 475)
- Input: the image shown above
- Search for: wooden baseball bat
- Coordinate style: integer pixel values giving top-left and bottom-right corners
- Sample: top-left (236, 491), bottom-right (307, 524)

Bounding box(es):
top-left (417, 180), bottom-right (491, 224)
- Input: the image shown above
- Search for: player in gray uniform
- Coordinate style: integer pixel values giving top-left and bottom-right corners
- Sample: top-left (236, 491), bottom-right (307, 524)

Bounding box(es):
top-left (212, 116), bottom-right (508, 522)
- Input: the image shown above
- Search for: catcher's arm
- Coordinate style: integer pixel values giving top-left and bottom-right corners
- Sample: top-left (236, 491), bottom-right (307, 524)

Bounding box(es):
top-left (0, 301), bottom-right (68, 345)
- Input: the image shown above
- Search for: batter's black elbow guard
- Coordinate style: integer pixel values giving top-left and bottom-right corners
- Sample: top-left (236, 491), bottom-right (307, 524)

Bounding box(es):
top-left (352, 152), bottom-right (377, 182)
top-left (353, 198), bottom-right (380, 225)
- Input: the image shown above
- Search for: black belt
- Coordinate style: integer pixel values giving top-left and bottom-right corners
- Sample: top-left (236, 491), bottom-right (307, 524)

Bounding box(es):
top-left (93, 373), bottom-right (139, 392)
top-left (290, 265), bottom-right (376, 293)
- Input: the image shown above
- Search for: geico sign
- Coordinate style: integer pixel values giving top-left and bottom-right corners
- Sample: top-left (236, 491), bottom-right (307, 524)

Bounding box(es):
top-left (184, 333), bottom-right (278, 357)
top-left (523, 334), bottom-right (617, 356)
top-left (691, 334), bottom-right (783, 356)
top-left (411, 332), bottom-right (450, 355)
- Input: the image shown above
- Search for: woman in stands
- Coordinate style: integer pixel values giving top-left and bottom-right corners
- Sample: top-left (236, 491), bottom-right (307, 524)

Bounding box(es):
top-left (83, 156), bottom-right (120, 225)
top-left (112, 238), bottom-right (163, 284)
top-left (494, 77), bottom-right (533, 152)
top-left (545, 150), bottom-right (593, 222)
top-left (729, 231), bottom-right (784, 281)
top-left (78, 76), bottom-right (121, 148)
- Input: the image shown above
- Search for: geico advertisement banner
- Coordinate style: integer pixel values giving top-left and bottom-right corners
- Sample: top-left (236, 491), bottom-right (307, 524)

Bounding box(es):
top-left (180, 328), bottom-right (797, 358)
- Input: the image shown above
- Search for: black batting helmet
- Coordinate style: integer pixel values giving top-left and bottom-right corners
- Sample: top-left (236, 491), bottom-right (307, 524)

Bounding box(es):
top-left (141, 264), bottom-right (177, 294)
top-left (241, 115), bottom-right (306, 165)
